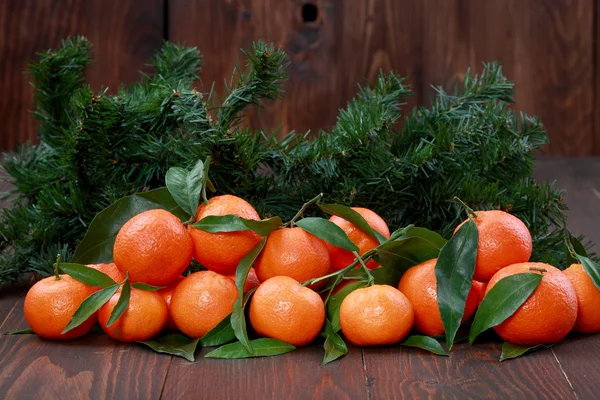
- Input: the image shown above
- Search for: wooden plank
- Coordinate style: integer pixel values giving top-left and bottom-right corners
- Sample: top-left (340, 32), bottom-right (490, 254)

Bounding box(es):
top-left (468, 0), bottom-right (595, 156)
top-left (161, 344), bottom-right (368, 399)
top-left (363, 341), bottom-right (577, 399)
top-left (551, 335), bottom-right (600, 399)
top-left (0, 0), bottom-right (164, 151)
top-left (533, 157), bottom-right (600, 250)
top-left (169, 0), bottom-right (422, 136)
top-left (0, 277), bottom-right (31, 332)
top-left (0, 298), bottom-right (172, 400)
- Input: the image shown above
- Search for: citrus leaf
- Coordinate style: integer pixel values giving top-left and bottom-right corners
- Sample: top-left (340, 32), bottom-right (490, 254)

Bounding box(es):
top-left (138, 333), bottom-right (200, 362)
top-left (59, 263), bottom-right (117, 288)
top-left (165, 159), bottom-right (204, 217)
top-left (578, 255), bottom-right (600, 292)
top-left (130, 282), bottom-right (165, 291)
top-left (296, 217), bottom-right (359, 252)
top-left (566, 232), bottom-right (587, 267)
top-left (191, 215), bottom-right (248, 232)
top-left (469, 273), bottom-right (542, 344)
top-left (435, 219), bottom-right (478, 350)
top-left (62, 284), bottom-right (120, 334)
top-left (106, 275), bottom-right (130, 327)
top-left (72, 188), bottom-right (187, 264)
top-left (232, 238), bottom-right (266, 353)
top-left (5, 328), bottom-right (34, 335)
top-left (205, 338), bottom-right (296, 359)
top-left (192, 215), bottom-right (282, 236)
top-left (241, 216), bottom-right (283, 236)
top-left (326, 281), bottom-right (366, 332)
top-left (200, 314), bottom-right (236, 347)
top-left (321, 318), bottom-right (348, 364)
top-left (401, 335), bottom-right (448, 356)
top-left (500, 342), bottom-right (548, 362)
top-left (372, 227), bottom-right (447, 286)
top-left (318, 203), bottom-right (387, 244)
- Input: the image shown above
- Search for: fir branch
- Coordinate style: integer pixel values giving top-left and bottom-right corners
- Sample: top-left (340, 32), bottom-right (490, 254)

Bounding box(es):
top-left (149, 42), bottom-right (202, 85)
top-left (216, 41), bottom-right (288, 131)
top-left (29, 36), bottom-right (91, 148)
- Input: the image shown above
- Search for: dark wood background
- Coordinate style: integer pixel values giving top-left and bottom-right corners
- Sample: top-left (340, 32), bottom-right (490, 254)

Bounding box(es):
top-left (0, 0), bottom-right (597, 155)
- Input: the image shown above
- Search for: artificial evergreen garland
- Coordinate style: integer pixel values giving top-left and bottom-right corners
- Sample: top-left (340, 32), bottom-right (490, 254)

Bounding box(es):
top-left (0, 36), bottom-right (583, 285)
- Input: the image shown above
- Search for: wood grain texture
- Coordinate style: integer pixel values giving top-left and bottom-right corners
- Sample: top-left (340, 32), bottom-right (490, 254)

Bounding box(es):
top-left (0, 0), bottom-right (164, 151)
top-left (532, 157), bottom-right (600, 250)
top-left (161, 344), bottom-right (368, 400)
top-left (468, 0), bottom-right (595, 156)
top-left (0, 298), bottom-right (172, 400)
top-left (363, 342), bottom-right (577, 399)
top-left (169, 0), bottom-right (422, 137)
top-left (169, 0), bottom-right (596, 156)
top-left (551, 335), bottom-right (600, 400)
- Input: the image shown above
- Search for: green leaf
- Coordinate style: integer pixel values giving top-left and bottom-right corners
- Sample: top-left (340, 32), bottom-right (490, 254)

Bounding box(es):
top-left (106, 275), bottom-right (130, 327)
top-left (577, 255), bottom-right (600, 292)
top-left (500, 342), bottom-right (547, 362)
top-left (5, 328), bottom-right (35, 335)
top-left (62, 284), bottom-right (120, 334)
top-left (165, 159), bottom-right (204, 217)
top-left (232, 238), bottom-right (267, 353)
top-left (318, 203), bottom-right (387, 244)
top-left (401, 335), bottom-right (448, 356)
top-left (371, 227), bottom-right (447, 286)
top-left (326, 281), bottom-right (366, 332)
top-left (435, 219), bottom-right (478, 350)
top-left (200, 314), bottom-right (236, 347)
top-left (566, 233), bottom-right (587, 267)
top-left (130, 282), bottom-right (165, 291)
top-left (296, 217), bottom-right (359, 252)
top-left (469, 273), bottom-right (542, 344)
top-left (59, 263), bottom-right (117, 288)
top-left (192, 215), bottom-right (282, 236)
top-left (138, 333), bottom-right (200, 362)
top-left (321, 318), bottom-right (348, 364)
top-left (72, 188), bottom-right (187, 264)
top-left (205, 338), bottom-right (296, 359)
top-left (241, 216), bottom-right (283, 236)
top-left (191, 215), bottom-right (248, 232)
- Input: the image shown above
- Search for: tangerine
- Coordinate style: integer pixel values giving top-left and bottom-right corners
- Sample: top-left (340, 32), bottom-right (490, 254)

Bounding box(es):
top-left (455, 210), bottom-right (532, 282)
top-left (249, 276), bottom-right (324, 346)
top-left (99, 287), bottom-right (168, 342)
top-left (398, 258), bottom-right (479, 336)
top-left (113, 209), bottom-right (193, 286)
top-left (170, 271), bottom-right (238, 338)
top-left (158, 276), bottom-right (185, 330)
top-left (188, 195), bottom-right (262, 275)
top-left (327, 207), bottom-right (390, 271)
top-left (254, 227), bottom-right (330, 289)
top-left (562, 263), bottom-right (600, 334)
top-left (486, 262), bottom-right (577, 345)
top-left (24, 275), bottom-right (97, 340)
top-left (339, 284), bottom-right (414, 346)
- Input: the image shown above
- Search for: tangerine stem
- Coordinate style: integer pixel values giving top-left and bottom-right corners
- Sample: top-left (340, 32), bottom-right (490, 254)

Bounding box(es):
top-left (322, 274), bottom-right (343, 307)
top-left (528, 266), bottom-right (548, 274)
top-left (453, 196), bottom-right (477, 219)
top-left (53, 254), bottom-right (61, 280)
top-left (201, 156), bottom-right (211, 206)
top-left (353, 251), bottom-right (375, 286)
top-left (285, 193), bottom-right (323, 227)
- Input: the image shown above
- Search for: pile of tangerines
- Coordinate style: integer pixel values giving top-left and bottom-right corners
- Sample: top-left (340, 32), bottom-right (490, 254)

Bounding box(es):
top-left (22, 192), bottom-right (600, 359)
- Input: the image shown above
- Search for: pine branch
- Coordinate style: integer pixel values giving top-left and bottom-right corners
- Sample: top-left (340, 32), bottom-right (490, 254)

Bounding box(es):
top-left (29, 36), bottom-right (92, 149)
top-left (216, 41), bottom-right (288, 131)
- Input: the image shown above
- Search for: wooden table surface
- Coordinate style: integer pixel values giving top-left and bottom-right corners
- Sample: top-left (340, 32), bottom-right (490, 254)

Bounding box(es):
top-left (1, 156), bottom-right (599, 400)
